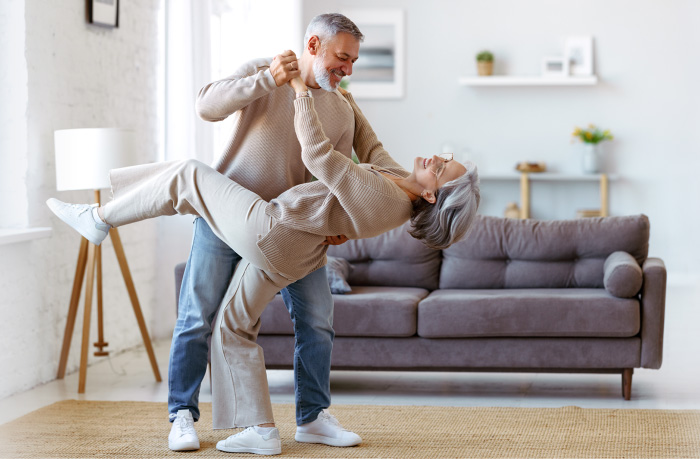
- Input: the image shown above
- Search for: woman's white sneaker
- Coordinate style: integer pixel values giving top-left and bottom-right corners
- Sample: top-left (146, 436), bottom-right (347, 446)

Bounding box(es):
top-left (295, 410), bottom-right (362, 447)
top-left (216, 426), bottom-right (282, 455)
top-left (46, 198), bottom-right (110, 246)
top-left (168, 409), bottom-right (200, 451)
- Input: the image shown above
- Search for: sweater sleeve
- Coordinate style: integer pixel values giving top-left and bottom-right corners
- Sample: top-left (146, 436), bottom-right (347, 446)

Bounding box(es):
top-left (196, 58), bottom-right (278, 122)
top-left (343, 92), bottom-right (407, 175)
top-left (293, 96), bottom-right (355, 190)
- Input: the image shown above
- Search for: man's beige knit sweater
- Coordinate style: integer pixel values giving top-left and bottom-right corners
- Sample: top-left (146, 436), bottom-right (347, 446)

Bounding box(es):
top-left (196, 58), bottom-right (355, 202)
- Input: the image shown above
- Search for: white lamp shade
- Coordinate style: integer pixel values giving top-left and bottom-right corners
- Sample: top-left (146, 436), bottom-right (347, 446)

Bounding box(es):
top-left (54, 128), bottom-right (137, 191)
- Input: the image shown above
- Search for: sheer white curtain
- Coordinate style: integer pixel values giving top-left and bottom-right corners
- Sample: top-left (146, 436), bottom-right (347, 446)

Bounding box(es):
top-left (164, 0), bottom-right (301, 163)
top-left (164, 0), bottom-right (214, 163)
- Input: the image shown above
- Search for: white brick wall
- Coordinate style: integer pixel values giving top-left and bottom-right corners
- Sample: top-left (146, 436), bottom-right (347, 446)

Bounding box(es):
top-left (0, 0), bottom-right (164, 399)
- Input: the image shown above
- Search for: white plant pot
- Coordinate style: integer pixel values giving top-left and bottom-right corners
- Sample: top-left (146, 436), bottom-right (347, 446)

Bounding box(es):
top-left (581, 143), bottom-right (601, 174)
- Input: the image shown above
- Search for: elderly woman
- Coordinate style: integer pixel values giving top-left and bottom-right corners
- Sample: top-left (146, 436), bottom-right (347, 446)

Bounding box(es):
top-left (47, 78), bottom-right (480, 455)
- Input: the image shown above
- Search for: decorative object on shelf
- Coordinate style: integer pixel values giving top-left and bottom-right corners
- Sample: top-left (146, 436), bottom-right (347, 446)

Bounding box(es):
top-left (541, 56), bottom-right (569, 77)
top-left (516, 161), bottom-right (547, 173)
top-left (340, 8), bottom-right (405, 99)
top-left (476, 50), bottom-right (494, 76)
top-left (572, 124), bottom-right (614, 174)
top-left (577, 209), bottom-right (602, 218)
top-left (564, 36), bottom-right (594, 76)
top-left (86, 0), bottom-right (119, 28)
top-left (504, 202), bottom-right (521, 219)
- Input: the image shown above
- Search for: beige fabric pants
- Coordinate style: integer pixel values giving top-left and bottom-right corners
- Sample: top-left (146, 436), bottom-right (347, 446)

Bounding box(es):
top-left (103, 159), bottom-right (295, 428)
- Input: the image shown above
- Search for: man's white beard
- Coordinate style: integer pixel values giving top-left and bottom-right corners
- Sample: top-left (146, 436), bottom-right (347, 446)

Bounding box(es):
top-left (313, 50), bottom-right (340, 92)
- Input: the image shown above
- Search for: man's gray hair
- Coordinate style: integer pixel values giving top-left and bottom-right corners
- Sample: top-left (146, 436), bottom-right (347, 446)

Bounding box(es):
top-left (408, 162), bottom-right (481, 250)
top-left (304, 13), bottom-right (364, 45)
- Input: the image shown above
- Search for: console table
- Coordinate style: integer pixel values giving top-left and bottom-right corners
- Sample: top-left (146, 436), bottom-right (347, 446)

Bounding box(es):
top-left (481, 173), bottom-right (615, 219)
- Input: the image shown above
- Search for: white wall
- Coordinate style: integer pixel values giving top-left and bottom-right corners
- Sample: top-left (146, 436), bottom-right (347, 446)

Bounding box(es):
top-left (0, 0), bottom-right (164, 399)
top-left (303, 0), bottom-right (700, 276)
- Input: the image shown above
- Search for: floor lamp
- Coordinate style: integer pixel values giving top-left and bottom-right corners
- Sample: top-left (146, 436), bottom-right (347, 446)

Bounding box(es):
top-left (53, 128), bottom-right (162, 393)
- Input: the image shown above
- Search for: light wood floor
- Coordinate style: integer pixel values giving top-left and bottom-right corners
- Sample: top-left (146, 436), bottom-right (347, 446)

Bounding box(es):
top-left (1, 280), bottom-right (698, 426)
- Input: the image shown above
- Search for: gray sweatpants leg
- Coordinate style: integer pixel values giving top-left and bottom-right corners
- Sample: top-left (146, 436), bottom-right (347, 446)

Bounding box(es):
top-left (211, 260), bottom-right (292, 429)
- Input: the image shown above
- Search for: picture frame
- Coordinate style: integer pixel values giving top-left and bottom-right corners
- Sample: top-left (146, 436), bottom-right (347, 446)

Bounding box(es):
top-left (340, 9), bottom-right (405, 99)
top-left (564, 36), bottom-right (594, 76)
top-left (541, 56), bottom-right (569, 77)
top-left (86, 0), bottom-right (119, 28)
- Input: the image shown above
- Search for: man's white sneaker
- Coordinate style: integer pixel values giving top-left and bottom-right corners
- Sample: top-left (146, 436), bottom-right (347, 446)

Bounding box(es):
top-left (216, 427), bottom-right (282, 455)
top-left (168, 409), bottom-right (200, 451)
top-left (295, 410), bottom-right (362, 447)
top-left (46, 198), bottom-right (110, 246)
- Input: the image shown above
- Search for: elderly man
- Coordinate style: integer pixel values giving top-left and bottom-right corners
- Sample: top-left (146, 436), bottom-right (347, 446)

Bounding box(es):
top-left (168, 13), bottom-right (402, 455)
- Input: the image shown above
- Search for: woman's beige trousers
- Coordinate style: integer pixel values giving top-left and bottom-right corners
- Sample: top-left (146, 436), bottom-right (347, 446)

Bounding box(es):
top-left (103, 159), bottom-right (294, 428)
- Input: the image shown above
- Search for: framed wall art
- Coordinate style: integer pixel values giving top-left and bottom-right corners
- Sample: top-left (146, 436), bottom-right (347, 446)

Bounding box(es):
top-left (87, 0), bottom-right (119, 28)
top-left (341, 9), bottom-right (405, 99)
top-left (564, 36), bottom-right (594, 76)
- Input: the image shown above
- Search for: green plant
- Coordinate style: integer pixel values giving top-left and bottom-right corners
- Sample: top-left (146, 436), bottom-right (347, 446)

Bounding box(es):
top-left (476, 50), bottom-right (494, 62)
top-left (572, 124), bottom-right (614, 144)
top-left (339, 78), bottom-right (350, 90)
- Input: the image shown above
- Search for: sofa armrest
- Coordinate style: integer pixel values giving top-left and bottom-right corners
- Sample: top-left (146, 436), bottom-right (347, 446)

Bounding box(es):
top-left (604, 251), bottom-right (643, 298)
top-left (640, 257), bottom-right (666, 369)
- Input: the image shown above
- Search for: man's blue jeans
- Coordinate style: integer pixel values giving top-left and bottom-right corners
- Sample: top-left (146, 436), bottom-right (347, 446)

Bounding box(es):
top-left (168, 218), bottom-right (334, 425)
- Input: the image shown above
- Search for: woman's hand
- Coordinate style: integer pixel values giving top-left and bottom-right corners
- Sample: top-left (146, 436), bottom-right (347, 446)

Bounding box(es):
top-left (289, 77), bottom-right (308, 94)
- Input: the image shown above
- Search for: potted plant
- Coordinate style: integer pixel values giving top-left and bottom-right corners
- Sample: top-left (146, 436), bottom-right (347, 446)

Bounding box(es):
top-left (476, 50), bottom-right (494, 76)
top-left (571, 124), bottom-right (614, 173)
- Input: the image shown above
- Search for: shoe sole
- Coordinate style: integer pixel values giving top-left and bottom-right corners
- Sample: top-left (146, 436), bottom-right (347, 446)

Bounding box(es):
top-left (168, 440), bottom-right (200, 451)
top-left (216, 445), bottom-right (282, 455)
top-left (294, 432), bottom-right (361, 447)
top-left (46, 199), bottom-right (106, 246)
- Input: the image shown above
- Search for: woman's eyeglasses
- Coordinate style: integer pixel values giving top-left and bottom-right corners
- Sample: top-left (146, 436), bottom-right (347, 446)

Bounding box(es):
top-left (432, 153), bottom-right (454, 184)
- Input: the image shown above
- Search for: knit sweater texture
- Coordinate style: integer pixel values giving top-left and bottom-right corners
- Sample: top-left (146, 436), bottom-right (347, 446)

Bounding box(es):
top-left (196, 58), bottom-right (354, 201)
top-left (259, 97), bottom-right (413, 280)
top-left (197, 57), bottom-right (412, 280)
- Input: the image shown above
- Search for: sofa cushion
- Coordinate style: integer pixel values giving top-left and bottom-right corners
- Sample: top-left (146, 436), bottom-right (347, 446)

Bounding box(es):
top-left (328, 222), bottom-right (441, 290)
top-left (259, 286), bottom-right (429, 337)
top-left (440, 215), bottom-right (649, 289)
top-left (417, 288), bottom-right (640, 338)
top-left (326, 256), bottom-right (353, 294)
top-left (604, 251), bottom-right (643, 298)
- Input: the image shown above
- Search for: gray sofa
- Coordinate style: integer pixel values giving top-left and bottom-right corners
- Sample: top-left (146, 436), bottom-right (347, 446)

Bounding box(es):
top-left (175, 214), bottom-right (666, 400)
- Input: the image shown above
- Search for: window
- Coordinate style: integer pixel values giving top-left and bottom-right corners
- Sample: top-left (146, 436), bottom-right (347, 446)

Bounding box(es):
top-left (208, 0), bottom-right (301, 158)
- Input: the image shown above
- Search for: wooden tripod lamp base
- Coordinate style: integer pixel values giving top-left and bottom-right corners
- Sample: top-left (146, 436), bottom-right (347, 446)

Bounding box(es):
top-left (56, 190), bottom-right (161, 393)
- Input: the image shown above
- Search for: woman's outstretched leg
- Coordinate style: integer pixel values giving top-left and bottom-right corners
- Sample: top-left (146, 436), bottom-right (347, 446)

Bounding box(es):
top-left (47, 159), bottom-right (275, 270)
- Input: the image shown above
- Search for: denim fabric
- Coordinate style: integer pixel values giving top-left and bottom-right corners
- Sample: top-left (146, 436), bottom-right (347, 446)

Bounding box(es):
top-left (169, 218), bottom-right (334, 425)
top-left (281, 265), bottom-right (335, 425)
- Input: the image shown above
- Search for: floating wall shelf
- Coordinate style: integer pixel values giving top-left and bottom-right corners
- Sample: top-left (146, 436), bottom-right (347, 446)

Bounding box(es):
top-left (458, 76), bottom-right (599, 86)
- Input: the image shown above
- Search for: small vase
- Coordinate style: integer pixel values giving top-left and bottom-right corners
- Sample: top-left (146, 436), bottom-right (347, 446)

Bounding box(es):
top-left (581, 143), bottom-right (600, 174)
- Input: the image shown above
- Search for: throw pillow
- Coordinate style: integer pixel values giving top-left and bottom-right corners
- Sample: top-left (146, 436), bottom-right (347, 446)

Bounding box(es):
top-left (326, 256), bottom-right (353, 294)
top-left (603, 251), bottom-right (643, 298)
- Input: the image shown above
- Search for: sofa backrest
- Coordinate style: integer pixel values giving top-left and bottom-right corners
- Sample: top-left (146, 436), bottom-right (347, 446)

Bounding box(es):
top-left (440, 214), bottom-right (649, 289)
top-left (328, 222), bottom-right (442, 290)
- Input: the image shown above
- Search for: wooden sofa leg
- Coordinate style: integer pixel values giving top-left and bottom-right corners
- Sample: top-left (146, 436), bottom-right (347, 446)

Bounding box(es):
top-left (622, 368), bottom-right (633, 400)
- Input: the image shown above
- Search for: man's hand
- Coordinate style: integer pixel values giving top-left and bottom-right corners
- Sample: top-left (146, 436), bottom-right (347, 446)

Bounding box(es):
top-left (322, 235), bottom-right (349, 246)
top-left (270, 50), bottom-right (301, 87)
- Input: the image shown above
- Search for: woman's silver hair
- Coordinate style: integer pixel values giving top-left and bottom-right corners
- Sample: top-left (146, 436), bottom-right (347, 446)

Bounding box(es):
top-left (408, 161), bottom-right (481, 250)
top-left (304, 13), bottom-right (364, 45)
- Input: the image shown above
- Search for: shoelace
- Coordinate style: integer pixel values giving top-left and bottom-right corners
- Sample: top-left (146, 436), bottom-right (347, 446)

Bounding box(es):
top-left (232, 427), bottom-right (254, 438)
top-left (177, 415), bottom-right (195, 436)
top-left (319, 411), bottom-right (347, 431)
top-left (65, 203), bottom-right (92, 217)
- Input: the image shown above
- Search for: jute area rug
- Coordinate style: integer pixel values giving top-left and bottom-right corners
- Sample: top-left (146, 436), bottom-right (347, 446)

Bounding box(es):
top-left (1, 401), bottom-right (699, 459)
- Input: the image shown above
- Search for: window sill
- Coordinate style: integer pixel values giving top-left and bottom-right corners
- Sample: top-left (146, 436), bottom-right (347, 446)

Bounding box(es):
top-left (0, 227), bottom-right (52, 246)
